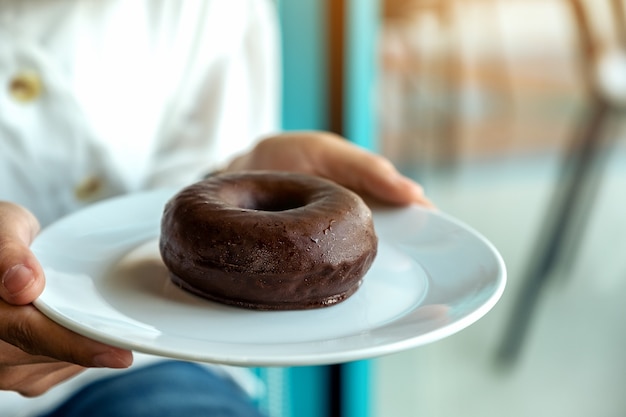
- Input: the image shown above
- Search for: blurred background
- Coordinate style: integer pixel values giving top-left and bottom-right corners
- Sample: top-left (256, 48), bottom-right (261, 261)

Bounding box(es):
top-left (274, 0), bottom-right (626, 416)
top-left (375, 1), bottom-right (626, 416)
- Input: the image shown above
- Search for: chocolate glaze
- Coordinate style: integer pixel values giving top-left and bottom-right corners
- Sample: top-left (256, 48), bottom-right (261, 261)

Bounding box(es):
top-left (159, 171), bottom-right (378, 310)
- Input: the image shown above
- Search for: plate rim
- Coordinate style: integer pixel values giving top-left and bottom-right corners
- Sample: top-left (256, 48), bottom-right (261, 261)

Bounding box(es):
top-left (33, 188), bottom-right (506, 366)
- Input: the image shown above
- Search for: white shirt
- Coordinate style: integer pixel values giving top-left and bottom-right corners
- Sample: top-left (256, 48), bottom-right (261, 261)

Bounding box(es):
top-left (0, 1), bottom-right (279, 415)
top-left (0, 0), bottom-right (280, 227)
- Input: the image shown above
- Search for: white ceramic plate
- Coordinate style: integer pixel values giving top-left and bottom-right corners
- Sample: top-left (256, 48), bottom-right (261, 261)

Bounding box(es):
top-left (33, 189), bottom-right (506, 367)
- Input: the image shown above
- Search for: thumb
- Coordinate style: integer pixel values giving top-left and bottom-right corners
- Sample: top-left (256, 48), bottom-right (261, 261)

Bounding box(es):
top-left (0, 202), bottom-right (45, 305)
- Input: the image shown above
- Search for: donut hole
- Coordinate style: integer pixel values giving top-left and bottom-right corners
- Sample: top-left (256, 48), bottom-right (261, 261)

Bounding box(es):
top-left (221, 186), bottom-right (309, 212)
top-left (246, 194), bottom-right (306, 211)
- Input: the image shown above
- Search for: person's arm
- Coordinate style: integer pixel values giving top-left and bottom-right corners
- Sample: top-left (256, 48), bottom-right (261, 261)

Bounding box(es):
top-left (225, 131), bottom-right (434, 207)
top-left (0, 202), bottom-right (132, 397)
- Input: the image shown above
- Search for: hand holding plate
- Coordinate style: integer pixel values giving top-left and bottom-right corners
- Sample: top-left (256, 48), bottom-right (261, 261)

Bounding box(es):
top-left (0, 202), bottom-right (132, 396)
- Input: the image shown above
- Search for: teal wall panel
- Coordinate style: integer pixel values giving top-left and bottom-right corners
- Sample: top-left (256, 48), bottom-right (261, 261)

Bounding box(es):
top-left (278, 0), bottom-right (329, 131)
top-left (345, 0), bottom-right (380, 151)
top-left (288, 366), bottom-right (330, 417)
top-left (343, 1), bottom-right (380, 416)
top-left (276, 1), bottom-right (381, 416)
top-left (275, 2), bottom-right (332, 417)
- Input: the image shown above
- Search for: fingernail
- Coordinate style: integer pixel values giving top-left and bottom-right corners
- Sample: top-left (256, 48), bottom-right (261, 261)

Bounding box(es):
top-left (420, 195), bottom-right (437, 209)
top-left (394, 176), bottom-right (437, 208)
top-left (395, 175), bottom-right (424, 195)
top-left (2, 264), bottom-right (35, 296)
top-left (93, 351), bottom-right (133, 368)
top-left (393, 172), bottom-right (419, 188)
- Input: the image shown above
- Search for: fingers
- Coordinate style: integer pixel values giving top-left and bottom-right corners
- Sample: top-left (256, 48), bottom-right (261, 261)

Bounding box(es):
top-left (0, 301), bottom-right (133, 369)
top-left (0, 320), bottom-right (130, 396)
top-left (231, 132), bottom-right (435, 207)
top-left (17, 363), bottom-right (85, 397)
top-left (0, 356), bottom-right (85, 397)
top-left (0, 202), bottom-right (45, 305)
top-left (310, 136), bottom-right (436, 207)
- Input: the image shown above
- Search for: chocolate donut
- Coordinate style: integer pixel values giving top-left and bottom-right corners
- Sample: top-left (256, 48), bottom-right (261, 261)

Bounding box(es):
top-left (159, 171), bottom-right (378, 310)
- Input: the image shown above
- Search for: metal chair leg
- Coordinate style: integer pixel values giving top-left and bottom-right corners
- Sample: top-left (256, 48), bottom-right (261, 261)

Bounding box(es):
top-left (494, 98), bottom-right (612, 367)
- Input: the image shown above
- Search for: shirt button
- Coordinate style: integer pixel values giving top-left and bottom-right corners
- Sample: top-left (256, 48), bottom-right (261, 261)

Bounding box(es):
top-left (8, 71), bottom-right (43, 103)
top-left (74, 176), bottom-right (104, 201)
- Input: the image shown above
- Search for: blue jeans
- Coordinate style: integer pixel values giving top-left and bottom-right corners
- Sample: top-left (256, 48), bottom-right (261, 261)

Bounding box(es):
top-left (39, 361), bottom-right (267, 417)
